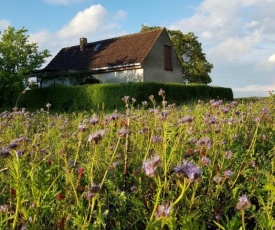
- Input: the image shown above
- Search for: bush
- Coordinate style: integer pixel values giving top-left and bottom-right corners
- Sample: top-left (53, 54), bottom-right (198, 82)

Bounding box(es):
top-left (17, 83), bottom-right (233, 111)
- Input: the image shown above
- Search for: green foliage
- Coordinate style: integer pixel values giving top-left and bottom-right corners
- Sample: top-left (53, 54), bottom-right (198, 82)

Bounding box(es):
top-left (0, 26), bottom-right (50, 106)
top-left (141, 25), bottom-right (213, 84)
top-left (17, 83), bottom-right (233, 111)
top-left (0, 94), bottom-right (274, 229)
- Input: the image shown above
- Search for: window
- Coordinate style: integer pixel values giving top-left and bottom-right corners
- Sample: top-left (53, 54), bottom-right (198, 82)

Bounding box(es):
top-left (164, 45), bottom-right (172, 71)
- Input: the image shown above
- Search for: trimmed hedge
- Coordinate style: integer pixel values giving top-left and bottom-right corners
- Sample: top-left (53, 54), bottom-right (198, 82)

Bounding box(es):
top-left (17, 82), bottom-right (233, 111)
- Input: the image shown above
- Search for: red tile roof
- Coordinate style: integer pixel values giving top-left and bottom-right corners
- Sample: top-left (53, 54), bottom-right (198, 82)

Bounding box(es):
top-left (45, 28), bottom-right (165, 71)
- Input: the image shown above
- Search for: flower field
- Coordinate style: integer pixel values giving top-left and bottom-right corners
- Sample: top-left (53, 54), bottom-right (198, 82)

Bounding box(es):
top-left (0, 90), bottom-right (274, 229)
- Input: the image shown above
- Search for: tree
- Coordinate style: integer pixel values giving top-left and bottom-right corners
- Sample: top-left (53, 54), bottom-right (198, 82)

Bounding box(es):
top-left (141, 25), bottom-right (213, 84)
top-left (0, 26), bottom-right (51, 106)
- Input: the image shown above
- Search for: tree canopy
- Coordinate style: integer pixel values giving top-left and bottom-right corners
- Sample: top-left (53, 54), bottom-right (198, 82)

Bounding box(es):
top-left (0, 26), bottom-right (50, 105)
top-left (141, 25), bottom-right (213, 84)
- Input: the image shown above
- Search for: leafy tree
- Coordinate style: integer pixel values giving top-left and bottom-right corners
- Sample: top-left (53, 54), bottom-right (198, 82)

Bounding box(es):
top-left (141, 25), bottom-right (213, 84)
top-left (0, 26), bottom-right (50, 106)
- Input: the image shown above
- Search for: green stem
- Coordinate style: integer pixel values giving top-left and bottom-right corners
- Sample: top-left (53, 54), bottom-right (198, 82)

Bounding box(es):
top-left (172, 178), bottom-right (190, 207)
top-left (241, 209), bottom-right (246, 230)
top-left (146, 177), bottom-right (163, 229)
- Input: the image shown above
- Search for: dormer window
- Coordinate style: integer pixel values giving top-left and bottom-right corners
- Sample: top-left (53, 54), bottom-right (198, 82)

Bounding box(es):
top-left (94, 43), bottom-right (101, 51)
top-left (164, 45), bottom-right (172, 71)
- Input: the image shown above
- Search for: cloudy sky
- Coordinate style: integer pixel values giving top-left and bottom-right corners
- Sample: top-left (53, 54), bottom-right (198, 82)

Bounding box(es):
top-left (1, 0), bottom-right (275, 98)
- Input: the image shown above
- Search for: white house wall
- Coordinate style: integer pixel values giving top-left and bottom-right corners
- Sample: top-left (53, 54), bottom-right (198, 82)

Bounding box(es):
top-left (93, 69), bottom-right (144, 83)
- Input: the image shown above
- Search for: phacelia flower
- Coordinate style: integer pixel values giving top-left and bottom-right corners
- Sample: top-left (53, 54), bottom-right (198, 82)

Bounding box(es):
top-left (88, 130), bottom-right (105, 144)
top-left (236, 194), bottom-right (252, 211)
top-left (152, 136), bottom-right (163, 143)
top-left (213, 175), bottom-right (222, 183)
top-left (89, 116), bottom-right (99, 125)
top-left (142, 154), bottom-right (162, 177)
top-left (158, 88), bottom-right (165, 96)
top-left (201, 156), bottom-right (211, 166)
top-left (224, 170), bottom-right (233, 178)
top-left (178, 116), bottom-right (194, 124)
top-left (86, 184), bottom-right (101, 200)
top-left (154, 202), bottom-right (173, 219)
top-left (174, 160), bottom-right (201, 181)
top-left (196, 137), bottom-right (212, 149)
top-left (78, 124), bottom-right (86, 132)
top-left (225, 150), bottom-right (233, 159)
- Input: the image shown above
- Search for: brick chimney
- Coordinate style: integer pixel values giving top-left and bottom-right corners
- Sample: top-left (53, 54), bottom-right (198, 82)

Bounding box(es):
top-left (80, 37), bottom-right (87, 51)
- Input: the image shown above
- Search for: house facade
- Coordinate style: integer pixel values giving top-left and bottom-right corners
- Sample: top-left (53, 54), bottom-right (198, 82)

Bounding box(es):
top-left (35, 28), bottom-right (183, 87)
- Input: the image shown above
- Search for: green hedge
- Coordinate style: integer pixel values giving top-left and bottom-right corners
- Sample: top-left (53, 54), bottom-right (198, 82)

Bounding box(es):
top-left (17, 83), bottom-right (233, 111)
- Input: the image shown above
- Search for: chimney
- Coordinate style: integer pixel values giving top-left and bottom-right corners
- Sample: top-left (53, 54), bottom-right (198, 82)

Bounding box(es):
top-left (80, 37), bottom-right (87, 51)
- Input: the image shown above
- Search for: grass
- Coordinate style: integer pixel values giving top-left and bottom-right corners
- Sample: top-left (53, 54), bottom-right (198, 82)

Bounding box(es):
top-left (0, 90), bottom-right (274, 229)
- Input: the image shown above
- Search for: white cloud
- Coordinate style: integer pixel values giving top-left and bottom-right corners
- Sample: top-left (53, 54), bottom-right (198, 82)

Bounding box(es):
top-left (268, 54), bottom-right (275, 63)
top-left (43, 0), bottom-right (80, 5)
top-left (29, 4), bottom-right (126, 67)
top-left (57, 4), bottom-right (110, 39)
top-left (0, 19), bottom-right (10, 30)
top-left (169, 0), bottom-right (275, 98)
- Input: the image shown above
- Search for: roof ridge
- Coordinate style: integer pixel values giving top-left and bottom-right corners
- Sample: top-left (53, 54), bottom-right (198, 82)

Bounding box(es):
top-left (62, 27), bottom-right (165, 49)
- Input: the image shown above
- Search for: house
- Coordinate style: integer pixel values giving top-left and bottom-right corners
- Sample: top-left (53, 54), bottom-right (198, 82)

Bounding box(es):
top-left (35, 28), bottom-right (183, 87)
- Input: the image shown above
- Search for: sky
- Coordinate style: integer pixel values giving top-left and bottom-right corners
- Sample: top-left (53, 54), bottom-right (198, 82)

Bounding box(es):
top-left (1, 0), bottom-right (275, 98)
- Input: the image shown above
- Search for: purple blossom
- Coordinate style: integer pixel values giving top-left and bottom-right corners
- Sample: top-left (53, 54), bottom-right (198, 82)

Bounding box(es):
top-left (142, 154), bottom-right (162, 177)
top-left (78, 124), bottom-right (86, 132)
top-left (213, 175), bottom-right (222, 183)
top-left (178, 116), bottom-right (194, 124)
top-left (117, 126), bottom-right (129, 138)
top-left (225, 150), bottom-right (233, 159)
top-left (174, 160), bottom-right (201, 180)
top-left (89, 116), bottom-right (99, 125)
top-left (88, 130), bottom-right (105, 144)
top-left (0, 149), bottom-right (10, 158)
top-left (201, 156), bottom-right (211, 166)
top-left (224, 170), bottom-right (233, 178)
top-left (89, 184), bottom-right (101, 193)
top-left (158, 88), bottom-right (165, 96)
top-left (106, 112), bottom-right (119, 121)
top-left (196, 137), bottom-right (212, 149)
top-left (152, 136), bottom-right (163, 143)
top-left (154, 202), bottom-right (173, 219)
top-left (236, 194), bottom-right (252, 210)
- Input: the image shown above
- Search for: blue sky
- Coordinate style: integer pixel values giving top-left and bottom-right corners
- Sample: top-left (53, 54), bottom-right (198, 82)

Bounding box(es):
top-left (1, 0), bottom-right (275, 98)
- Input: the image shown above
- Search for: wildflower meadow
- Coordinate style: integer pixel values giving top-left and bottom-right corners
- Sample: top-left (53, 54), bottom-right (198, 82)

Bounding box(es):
top-left (0, 89), bottom-right (274, 229)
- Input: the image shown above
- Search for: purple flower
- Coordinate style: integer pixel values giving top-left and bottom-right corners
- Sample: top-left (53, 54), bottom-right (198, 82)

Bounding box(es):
top-left (225, 150), bottom-right (233, 159)
top-left (236, 195), bottom-right (252, 210)
top-left (89, 184), bottom-right (101, 193)
top-left (152, 136), bottom-right (163, 143)
top-left (174, 160), bottom-right (201, 180)
top-left (196, 137), bottom-right (212, 149)
top-left (201, 156), bottom-right (211, 166)
top-left (213, 175), bottom-right (222, 183)
top-left (154, 202), bottom-right (172, 219)
top-left (88, 130), bottom-right (105, 144)
top-left (117, 126), bottom-right (129, 138)
top-left (0, 149), bottom-right (10, 158)
top-left (78, 124), bottom-right (86, 132)
top-left (142, 154), bottom-right (162, 177)
top-left (224, 170), bottom-right (233, 178)
top-left (178, 116), bottom-right (194, 124)
top-left (89, 116), bottom-right (99, 125)
top-left (158, 88), bottom-right (165, 96)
